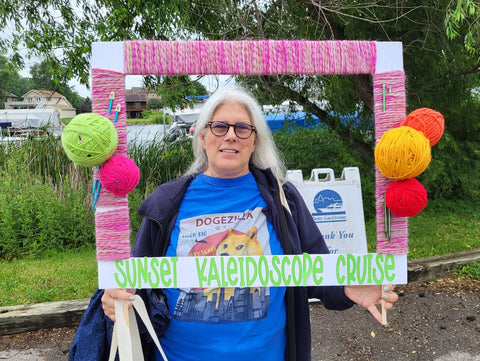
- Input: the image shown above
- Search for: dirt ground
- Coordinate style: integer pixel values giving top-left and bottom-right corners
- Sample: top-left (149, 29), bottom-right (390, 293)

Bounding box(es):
top-left (0, 275), bottom-right (479, 361)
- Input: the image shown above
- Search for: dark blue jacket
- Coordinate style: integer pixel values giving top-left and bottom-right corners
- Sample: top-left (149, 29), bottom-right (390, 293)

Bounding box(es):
top-left (131, 165), bottom-right (354, 361)
top-left (69, 288), bottom-right (170, 361)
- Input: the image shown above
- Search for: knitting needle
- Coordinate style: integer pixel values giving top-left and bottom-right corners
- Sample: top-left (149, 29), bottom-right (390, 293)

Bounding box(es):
top-left (108, 92), bottom-right (115, 114)
top-left (114, 104), bottom-right (121, 123)
top-left (384, 197), bottom-right (391, 241)
top-left (382, 84), bottom-right (386, 112)
top-left (92, 176), bottom-right (101, 211)
top-left (92, 166), bottom-right (100, 207)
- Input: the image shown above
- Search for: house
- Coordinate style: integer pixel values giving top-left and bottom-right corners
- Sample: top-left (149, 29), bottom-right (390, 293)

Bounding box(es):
top-left (4, 90), bottom-right (76, 119)
top-left (125, 91), bottom-right (147, 119)
top-left (3, 92), bottom-right (20, 105)
top-left (125, 87), bottom-right (164, 118)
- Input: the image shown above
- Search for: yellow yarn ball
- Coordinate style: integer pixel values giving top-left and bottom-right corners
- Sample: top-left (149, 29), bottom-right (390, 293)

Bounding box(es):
top-left (375, 126), bottom-right (431, 180)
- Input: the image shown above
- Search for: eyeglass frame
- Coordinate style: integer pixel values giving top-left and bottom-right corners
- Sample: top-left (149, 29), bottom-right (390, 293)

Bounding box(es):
top-left (206, 121), bottom-right (257, 139)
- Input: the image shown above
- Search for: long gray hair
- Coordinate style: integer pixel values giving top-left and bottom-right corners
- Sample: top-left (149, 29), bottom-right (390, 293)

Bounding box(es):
top-left (185, 86), bottom-right (286, 181)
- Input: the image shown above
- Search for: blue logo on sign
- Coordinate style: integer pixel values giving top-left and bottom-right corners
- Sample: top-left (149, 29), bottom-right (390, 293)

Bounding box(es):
top-left (313, 190), bottom-right (344, 214)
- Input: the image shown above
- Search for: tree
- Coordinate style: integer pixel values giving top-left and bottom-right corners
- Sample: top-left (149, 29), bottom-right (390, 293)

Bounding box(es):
top-left (147, 98), bottom-right (164, 110)
top-left (11, 76), bottom-right (33, 97)
top-left (2, 1), bottom-right (478, 143)
top-left (0, 54), bottom-right (20, 108)
top-left (1, 0), bottom-right (479, 199)
top-left (30, 60), bottom-right (73, 96)
top-left (30, 60), bottom-right (86, 112)
top-left (445, 0), bottom-right (480, 55)
top-left (77, 97), bottom-right (92, 114)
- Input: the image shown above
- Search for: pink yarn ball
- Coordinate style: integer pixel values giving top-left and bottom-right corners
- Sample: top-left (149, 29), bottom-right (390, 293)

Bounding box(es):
top-left (99, 155), bottom-right (140, 196)
top-left (385, 178), bottom-right (428, 217)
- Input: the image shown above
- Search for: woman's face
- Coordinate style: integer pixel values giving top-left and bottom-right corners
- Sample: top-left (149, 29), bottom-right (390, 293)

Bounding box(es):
top-left (200, 100), bottom-right (256, 179)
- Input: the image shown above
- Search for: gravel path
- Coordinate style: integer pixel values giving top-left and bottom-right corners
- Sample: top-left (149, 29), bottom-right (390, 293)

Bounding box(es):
top-left (1, 275), bottom-right (479, 361)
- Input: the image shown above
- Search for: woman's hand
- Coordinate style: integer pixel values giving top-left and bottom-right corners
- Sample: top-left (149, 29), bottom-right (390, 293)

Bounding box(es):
top-left (101, 288), bottom-right (136, 321)
top-left (344, 285), bottom-right (399, 325)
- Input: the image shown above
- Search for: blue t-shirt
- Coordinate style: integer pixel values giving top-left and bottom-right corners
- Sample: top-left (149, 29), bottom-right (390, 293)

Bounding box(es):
top-left (156, 173), bottom-right (286, 361)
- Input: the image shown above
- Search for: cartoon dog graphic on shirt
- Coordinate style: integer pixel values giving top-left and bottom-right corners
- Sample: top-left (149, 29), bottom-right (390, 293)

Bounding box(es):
top-left (203, 226), bottom-right (263, 308)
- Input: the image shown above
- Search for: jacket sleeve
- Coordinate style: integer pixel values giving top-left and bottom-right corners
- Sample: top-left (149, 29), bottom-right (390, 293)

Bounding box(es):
top-left (68, 289), bottom-right (114, 361)
top-left (283, 182), bottom-right (355, 310)
top-left (131, 217), bottom-right (161, 257)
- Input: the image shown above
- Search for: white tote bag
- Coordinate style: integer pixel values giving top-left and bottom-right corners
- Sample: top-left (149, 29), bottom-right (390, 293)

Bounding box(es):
top-left (109, 295), bottom-right (168, 361)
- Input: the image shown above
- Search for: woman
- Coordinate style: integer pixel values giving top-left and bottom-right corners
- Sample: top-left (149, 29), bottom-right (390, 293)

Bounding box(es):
top-left (101, 86), bottom-right (398, 361)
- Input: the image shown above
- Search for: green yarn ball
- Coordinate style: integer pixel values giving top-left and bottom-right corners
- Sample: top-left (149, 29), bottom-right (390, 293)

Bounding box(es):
top-left (61, 113), bottom-right (118, 167)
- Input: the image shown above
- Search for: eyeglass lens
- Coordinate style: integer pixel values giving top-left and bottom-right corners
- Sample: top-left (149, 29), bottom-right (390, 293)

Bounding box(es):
top-left (209, 121), bottom-right (255, 139)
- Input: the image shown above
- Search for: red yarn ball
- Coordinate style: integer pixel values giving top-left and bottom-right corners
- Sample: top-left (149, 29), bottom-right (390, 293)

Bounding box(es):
top-left (385, 178), bottom-right (428, 217)
top-left (99, 155), bottom-right (140, 196)
top-left (401, 108), bottom-right (444, 146)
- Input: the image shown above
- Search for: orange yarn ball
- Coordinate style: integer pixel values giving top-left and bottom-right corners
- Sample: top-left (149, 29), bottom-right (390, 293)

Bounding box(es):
top-left (375, 126), bottom-right (431, 180)
top-left (401, 108), bottom-right (444, 146)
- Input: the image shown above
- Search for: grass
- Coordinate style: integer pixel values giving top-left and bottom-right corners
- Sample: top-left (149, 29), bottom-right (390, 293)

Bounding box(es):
top-left (365, 199), bottom-right (480, 259)
top-left (128, 111), bottom-right (172, 124)
top-left (1, 199), bottom-right (478, 307)
top-left (0, 248), bottom-right (98, 307)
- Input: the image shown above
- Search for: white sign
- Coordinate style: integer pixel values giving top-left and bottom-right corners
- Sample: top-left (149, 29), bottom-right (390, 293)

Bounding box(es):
top-left (287, 167), bottom-right (368, 254)
top-left (98, 253), bottom-right (407, 289)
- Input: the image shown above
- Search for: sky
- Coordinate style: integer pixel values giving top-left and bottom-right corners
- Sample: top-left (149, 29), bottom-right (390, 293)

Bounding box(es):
top-left (3, 14), bottom-right (236, 98)
top-left (70, 74), bottom-right (235, 98)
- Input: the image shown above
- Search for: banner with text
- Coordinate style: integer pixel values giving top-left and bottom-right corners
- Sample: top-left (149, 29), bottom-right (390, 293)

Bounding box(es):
top-left (98, 253), bottom-right (407, 289)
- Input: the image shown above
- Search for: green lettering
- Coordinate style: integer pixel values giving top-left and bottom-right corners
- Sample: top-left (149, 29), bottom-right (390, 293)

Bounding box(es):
top-left (270, 255), bottom-right (281, 286)
top-left (366, 254), bottom-right (373, 283)
top-left (385, 254), bottom-right (395, 282)
top-left (239, 257), bottom-right (245, 287)
top-left (219, 257), bottom-right (228, 287)
top-left (137, 257), bottom-right (149, 289)
top-left (312, 256), bottom-right (323, 285)
top-left (356, 255), bottom-right (368, 284)
top-left (227, 257), bottom-right (238, 286)
top-left (160, 258), bottom-right (172, 287)
top-left (195, 258), bottom-right (208, 288)
top-left (292, 255), bottom-right (302, 286)
top-left (114, 260), bottom-right (127, 288)
top-left (282, 256), bottom-right (292, 285)
top-left (171, 257), bottom-right (178, 288)
top-left (245, 257), bottom-right (257, 286)
top-left (258, 256), bottom-right (269, 286)
top-left (336, 255), bottom-right (346, 284)
top-left (126, 259), bottom-right (137, 288)
top-left (148, 258), bottom-right (160, 288)
top-left (346, 254), bottom-right (356, 285)
top-left (301, 253), bottom-right (312, 286)
top-left (207, 258), bottom-right (220, 286)
top-left (373, 254), bottom-right (385, 284)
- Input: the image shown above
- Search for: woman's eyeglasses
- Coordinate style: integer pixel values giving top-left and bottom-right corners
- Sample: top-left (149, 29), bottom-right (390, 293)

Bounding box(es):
top-left (207, 121), bottom-right (256, 139)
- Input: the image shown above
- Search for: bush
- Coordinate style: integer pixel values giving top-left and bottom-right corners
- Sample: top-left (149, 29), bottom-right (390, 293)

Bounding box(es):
top-left (418, 134), bottom-right (480, 201)
top-left (141, 109), bottom-right (152, 118)
top-left (273, 127), bottom-right (376, 220)
top-left (0, 156), bottom-right (94, 260)
top-left (129, 135), bottom-right (193, 197)
top-left (2, 126), bottom-right (478, 259)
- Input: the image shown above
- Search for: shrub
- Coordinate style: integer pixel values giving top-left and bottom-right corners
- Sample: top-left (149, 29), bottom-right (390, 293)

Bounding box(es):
top-left (141, 109), bottom-right (152, 118)
top-left (418, 134), bottom-right (480, 201)
top-left (273, 127), bottom-right (376, 220)
top-left (129, 135), bottom-right (194, 198)
top-left (0, 162), bottom-right (94, 260)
